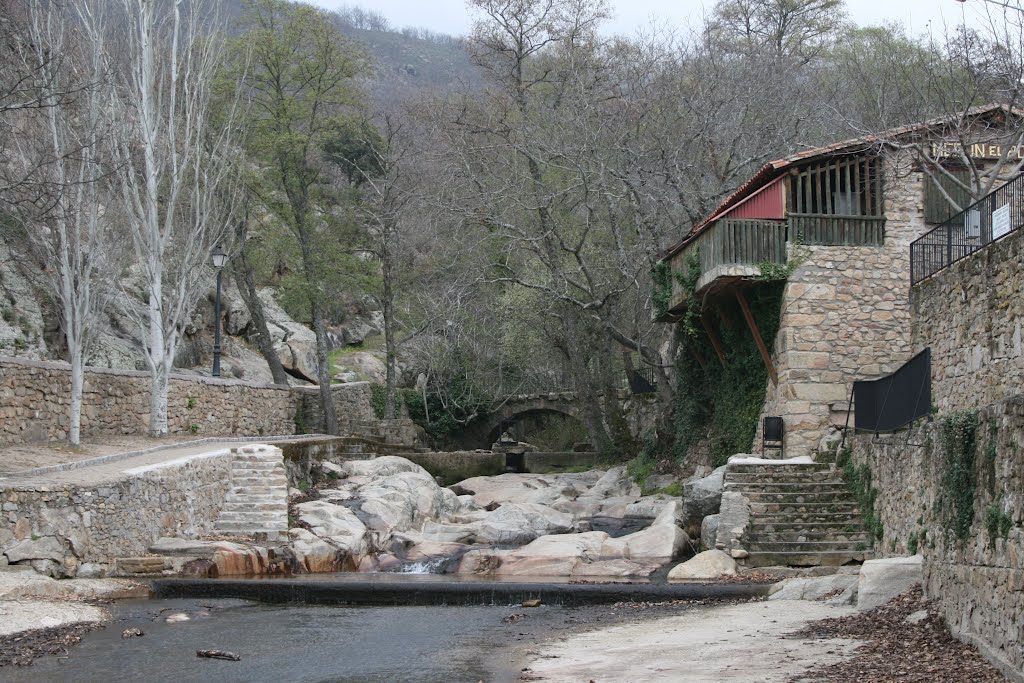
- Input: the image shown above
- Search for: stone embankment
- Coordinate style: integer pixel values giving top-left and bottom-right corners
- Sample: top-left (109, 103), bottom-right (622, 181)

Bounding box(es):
top-left (0, 355), bottom-right (391, 446)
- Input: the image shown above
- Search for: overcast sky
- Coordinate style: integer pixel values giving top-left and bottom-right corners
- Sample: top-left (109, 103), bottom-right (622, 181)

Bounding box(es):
top-left (310, 0), bottom-right (1007, 38)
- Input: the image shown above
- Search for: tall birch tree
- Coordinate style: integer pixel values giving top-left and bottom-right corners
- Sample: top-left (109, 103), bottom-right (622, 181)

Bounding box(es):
top-left (107, 0), bottom-right (240, 435)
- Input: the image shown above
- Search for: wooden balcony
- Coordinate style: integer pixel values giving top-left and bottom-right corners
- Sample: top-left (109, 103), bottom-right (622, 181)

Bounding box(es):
top-left (661, 219), bottom-right (787, 317)
top-left (788, 214), bottom-right (885, 246)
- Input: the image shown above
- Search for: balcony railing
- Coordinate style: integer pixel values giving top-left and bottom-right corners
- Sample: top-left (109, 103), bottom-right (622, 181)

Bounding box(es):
top-left (910, 172), bottom-right (1024, 285)
top-left (788, 214), bottom-right (885, 246)
top-left (665, 219), bottom-right (787, 311)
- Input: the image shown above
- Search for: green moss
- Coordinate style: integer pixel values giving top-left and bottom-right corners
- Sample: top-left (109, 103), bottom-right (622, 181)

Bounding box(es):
top-left (658, 481), bottom-right (683, 497)
top-left (836, 446), bottom-right (883, 542)
top-left (908, 531), bottom-right (919, 555)
top-left (939, 410), bottom-right (979, 542)
top-left (651, 261), bottom-right (673, 319)
top-left (627, 433), bottom-right (659, 488)
top-left (985, 500), bottom-right (1013, 541)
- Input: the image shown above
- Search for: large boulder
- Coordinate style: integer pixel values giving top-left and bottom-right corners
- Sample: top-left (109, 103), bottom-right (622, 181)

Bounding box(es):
top-left (471, 503), bottom-right (575, 545)
top-left (295, 501), bottom-right (369, 557)
top-left (583, 466), bottom-right (641, 500)
top-left (256, 288), bottom-right (320, 382)
top-left (452, 471), bottom-right (603, 508)
top-left (289, 528), bottom-right (348, 573)
top-left (667, 549), bottom-right (737, 581)
top-left (682, 465), bottom-right (726, 532)
top-left (857, 555), bottom-right (923, 610)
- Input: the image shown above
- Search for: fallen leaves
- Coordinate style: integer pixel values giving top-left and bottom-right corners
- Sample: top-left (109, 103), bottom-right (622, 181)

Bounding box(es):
top-left (789, 586), bottom-right (1008, 683)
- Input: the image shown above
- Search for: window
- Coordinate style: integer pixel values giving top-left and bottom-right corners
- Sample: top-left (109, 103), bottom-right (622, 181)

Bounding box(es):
top-left (789, 155), bottom-right (883, 217)
top-left (923, 167), bottom-right (972, 224)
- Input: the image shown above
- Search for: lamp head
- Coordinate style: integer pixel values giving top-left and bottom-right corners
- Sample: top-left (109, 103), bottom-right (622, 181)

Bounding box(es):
top-left (211, 245), bottom-right (228, 269)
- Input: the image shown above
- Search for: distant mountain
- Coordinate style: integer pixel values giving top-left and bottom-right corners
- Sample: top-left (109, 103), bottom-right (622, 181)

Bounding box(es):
top-left (223, 0), bottom-right (483, 107)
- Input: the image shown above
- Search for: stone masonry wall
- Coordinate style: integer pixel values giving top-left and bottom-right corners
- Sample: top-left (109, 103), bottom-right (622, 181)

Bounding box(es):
top-left (0, 446), bottom-right (250, 575)
top-left (757, 156), bottom-right (925, 455)
top-left (0, 356), bottom-right (377, 447)
top-left (850, 402), bottom-right (1024, 677)
top-left (847, 225), bottom-right (1024, 678)
top-left (912, 222), bottom-right (1024, 411)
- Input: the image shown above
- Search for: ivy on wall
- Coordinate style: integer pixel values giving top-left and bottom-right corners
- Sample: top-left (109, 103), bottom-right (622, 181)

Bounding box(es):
top-left (670, 248), bottom-right (785, 467)
top-left (938, 410), bottom-right (979, 542)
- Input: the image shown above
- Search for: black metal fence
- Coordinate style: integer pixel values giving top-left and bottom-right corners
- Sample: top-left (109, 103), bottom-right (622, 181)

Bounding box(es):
top-left (850, 348), bottom-right (931, 434)
top-left (910, 172), bottom-right (1024, 285)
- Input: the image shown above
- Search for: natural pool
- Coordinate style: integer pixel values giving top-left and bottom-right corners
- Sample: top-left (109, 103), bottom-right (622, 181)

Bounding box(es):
top-left (7, 599), bottom-right (535, 683)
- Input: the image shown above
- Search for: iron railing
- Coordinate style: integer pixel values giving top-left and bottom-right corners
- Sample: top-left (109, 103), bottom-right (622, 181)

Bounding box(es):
top-left (910, 172), bottom-right (1024, 285)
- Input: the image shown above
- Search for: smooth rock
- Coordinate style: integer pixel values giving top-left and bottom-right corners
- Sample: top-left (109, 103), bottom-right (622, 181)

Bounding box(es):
top-left (3, 536), bottom-right (66, 564)
top-left (701, 514), bottom-right (720, 551)
top-left (857, 554), bottom-right (923, 611)
top-left (682, 465), bottom-right (726, 532)
top-left (667, 549), bottom-right (737, 581)
top-left (769, 573), bottom-right (859, 604)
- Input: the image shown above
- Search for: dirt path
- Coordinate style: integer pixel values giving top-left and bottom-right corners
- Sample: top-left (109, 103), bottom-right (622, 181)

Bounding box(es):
top-left (522, 599), bottom-right (863, 682)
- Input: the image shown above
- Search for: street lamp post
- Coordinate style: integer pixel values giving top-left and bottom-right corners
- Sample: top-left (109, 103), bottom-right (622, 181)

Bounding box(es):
top-left (211, 246), bottom-right (228, 378)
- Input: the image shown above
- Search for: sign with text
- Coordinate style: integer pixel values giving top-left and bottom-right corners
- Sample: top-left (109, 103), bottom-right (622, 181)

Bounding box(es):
top-left (993, 203), bottom-right (1012, 239)
top-left (931, 141), bottom-right (1024, 160)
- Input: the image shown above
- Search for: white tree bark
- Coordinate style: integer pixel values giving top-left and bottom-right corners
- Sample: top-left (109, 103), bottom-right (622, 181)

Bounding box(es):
top-left (8, 0), bottom-right (122, 446)
top-left (103, 0), bottom-right (239, 436)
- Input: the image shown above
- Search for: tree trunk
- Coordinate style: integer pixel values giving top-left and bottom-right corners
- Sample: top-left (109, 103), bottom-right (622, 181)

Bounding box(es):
top-left (148, 281), bottom-right (169, 436)
top-left (311, 298), bottom-right (339, 434)
top-left (230, 242), bottom-right (289, 385)
top-left (381, 232), bottom-right (398, 418)
top-left (69, 348), bottom-right (83, 446)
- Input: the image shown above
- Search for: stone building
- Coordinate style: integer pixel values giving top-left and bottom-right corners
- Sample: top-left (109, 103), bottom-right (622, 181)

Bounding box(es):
top-left (656, 104), bottom-right (1023, 456)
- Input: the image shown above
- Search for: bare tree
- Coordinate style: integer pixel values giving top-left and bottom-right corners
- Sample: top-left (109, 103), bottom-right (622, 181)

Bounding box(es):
top-left (104, 0), bottom-right (240, 436)
top-left (3, 0), bottom-right (122, 445)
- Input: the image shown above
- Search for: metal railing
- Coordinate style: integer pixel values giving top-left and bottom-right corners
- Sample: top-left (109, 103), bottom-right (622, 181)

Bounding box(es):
top-left (910, 172), bottom-right (1024, 285)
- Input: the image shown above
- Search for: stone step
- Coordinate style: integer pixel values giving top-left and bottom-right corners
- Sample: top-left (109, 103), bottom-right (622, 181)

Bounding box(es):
top-left (216, 514), bottom-right (286, 525)
top-left (231, 476), bottom-right (289, 487)
top-left (752, 512), bottom-right (864, 525)
top-left (749, 500), bottom-right (860, 510)
top-left (742, 550), bottom-right (872, 568)
top-left (227, 485), bottom-right (288, 495)
top-left (230, 457), bottom-right (284, 467)
top-left (742, 492), bottom-right (859, 505)
top-left (746, 540), bottom-right (872, 553)
top-left (727, 463), bottom-right (833, 474)
top-left (746, 530), bottom-right (870, 543)
top-left (749, 521), bottom-right (868, 533)
top-left (214, 524), bottom-right (288, 534)
top-left (221, 501), bottom-right (287, 513)
top-left (724, 482), bottom-right (851, 493)
top-left (725, 472), bottom-right (840, 485)
top-left (231, 465), bottom-right (286, 476)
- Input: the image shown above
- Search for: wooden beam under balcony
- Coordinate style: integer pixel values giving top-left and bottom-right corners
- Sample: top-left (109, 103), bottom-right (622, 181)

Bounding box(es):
top-left (701, 315), bottom-right (727, 366)
top-left (735, 289), bottom-right (778, 386)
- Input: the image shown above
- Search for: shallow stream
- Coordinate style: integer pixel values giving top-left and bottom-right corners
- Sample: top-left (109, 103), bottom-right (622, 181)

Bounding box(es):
top-left (7, 598), bottom-right (544, 683)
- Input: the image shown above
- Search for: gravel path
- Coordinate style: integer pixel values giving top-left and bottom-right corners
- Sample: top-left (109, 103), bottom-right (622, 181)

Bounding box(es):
top-left (523, 599), bottom-right (863, 682)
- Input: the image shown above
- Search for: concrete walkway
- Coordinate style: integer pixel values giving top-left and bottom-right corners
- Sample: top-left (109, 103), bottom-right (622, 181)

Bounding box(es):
top-left (525, 599), bottom-right (862, 682)
top-left (0, 435), bottom-right (326, 488)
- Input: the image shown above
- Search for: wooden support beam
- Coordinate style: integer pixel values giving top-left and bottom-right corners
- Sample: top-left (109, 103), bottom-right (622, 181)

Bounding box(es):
top-left (701, 315), bottom-right (727, 366)
top-left (735, 289), bottom-right (778, 386)
top-left (689, 346), bottom-right (707, 370)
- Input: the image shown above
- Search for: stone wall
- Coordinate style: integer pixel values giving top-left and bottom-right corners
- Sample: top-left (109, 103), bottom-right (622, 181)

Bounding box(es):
top-left (912, 223), bottom-right (1024, 411)
top-left (846, 224), bottom-right (1024, 678)
top-left (0, 446), bottom-right (249, 575)
top-left (757, 155), bottom-right (926, 455)
top-left (0, 356), bottom-right (378, 447)
top-left (849, 401), bottom-right (1024, 677)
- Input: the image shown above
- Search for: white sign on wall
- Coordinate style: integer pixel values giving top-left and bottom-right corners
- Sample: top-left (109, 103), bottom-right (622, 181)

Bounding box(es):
top-left (993, 203), bottom-right (1012, 240)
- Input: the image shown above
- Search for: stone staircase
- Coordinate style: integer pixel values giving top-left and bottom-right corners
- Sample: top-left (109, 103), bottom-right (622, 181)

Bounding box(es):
top-left (214, 447), bottom-right (288, 539)
top-left (724, 461), bottom-right (873, 568)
